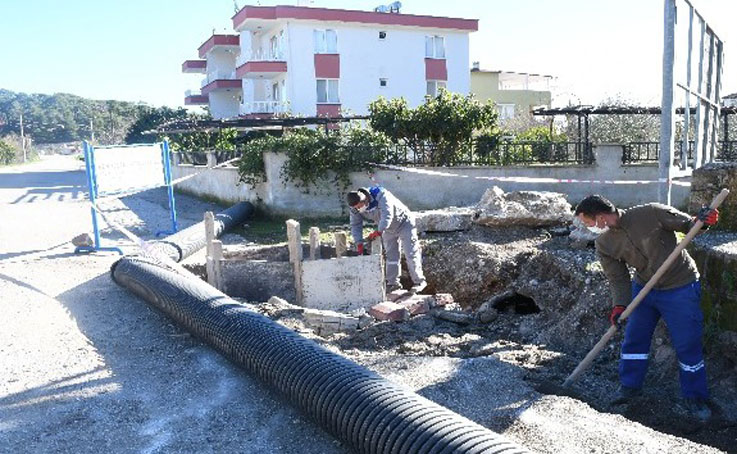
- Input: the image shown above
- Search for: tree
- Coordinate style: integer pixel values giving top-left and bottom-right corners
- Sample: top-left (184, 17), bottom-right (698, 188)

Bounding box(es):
top-left (125, 106), bottom-right (195, 144)
top-left (368, 90), bottom-right (499, 165)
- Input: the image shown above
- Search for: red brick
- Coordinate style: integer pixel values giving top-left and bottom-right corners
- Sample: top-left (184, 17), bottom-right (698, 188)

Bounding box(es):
top-left (386, 289), bottom-right (410, 302)
top-left (369, 301), bottom-right (410, 322)
top-left (399, 295), bottom-right (434, 315)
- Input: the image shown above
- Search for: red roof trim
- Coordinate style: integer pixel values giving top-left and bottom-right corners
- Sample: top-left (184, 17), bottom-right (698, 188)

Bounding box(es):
top-left (184, 94), bottom-right (209, 105)
top-left (181, 60), bottom-right (207, 71)
top-left (198, 34), bottom-right (240, 58)
top-left (235, 61), bottom-right (288, 78)
top-left (233, 5), bottom-right (477, 31)
top-left (201, 79), bottom-right (242, 95)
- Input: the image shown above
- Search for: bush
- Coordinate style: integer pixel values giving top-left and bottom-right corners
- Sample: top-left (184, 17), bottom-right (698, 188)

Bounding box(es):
top-left (237, 126), bottom-right (393, 193)
top-left (0, 139), bottom-right (15, 165)
top-left (369, 90), bottom-right (499, 166)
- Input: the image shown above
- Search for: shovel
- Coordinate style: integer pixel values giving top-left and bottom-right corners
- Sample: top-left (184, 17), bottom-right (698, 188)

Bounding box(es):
top-left (562, 188), bottom-right (730, 388)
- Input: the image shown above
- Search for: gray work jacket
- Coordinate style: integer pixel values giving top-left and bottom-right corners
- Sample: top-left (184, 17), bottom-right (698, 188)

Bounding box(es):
top-left (349, 187), bottom-right (413, 245)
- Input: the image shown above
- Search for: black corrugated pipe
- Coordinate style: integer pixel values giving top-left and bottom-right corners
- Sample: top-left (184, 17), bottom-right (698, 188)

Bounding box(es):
top-left (111, 255), bottom-right (531, 454)
top-left (148, 201), bottom-right (253, 262)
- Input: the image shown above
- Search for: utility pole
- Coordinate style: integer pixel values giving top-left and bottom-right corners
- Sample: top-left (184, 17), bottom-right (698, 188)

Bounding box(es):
top-left (19, 113), bottom-right (26, 163)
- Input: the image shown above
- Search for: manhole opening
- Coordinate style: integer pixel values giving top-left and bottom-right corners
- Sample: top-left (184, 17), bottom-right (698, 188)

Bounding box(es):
top-left (492, 292), bottom-right (540, 315)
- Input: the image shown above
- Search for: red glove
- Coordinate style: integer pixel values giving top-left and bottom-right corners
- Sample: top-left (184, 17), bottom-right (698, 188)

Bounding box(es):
top-left (609, 305), bottom-right (626, 327)
top-left (357, 243), bottom-right (365, 255)
top-left (696, 206), bottom-right (719, 226)
top-left (367, 230), bottom-right (382, 241)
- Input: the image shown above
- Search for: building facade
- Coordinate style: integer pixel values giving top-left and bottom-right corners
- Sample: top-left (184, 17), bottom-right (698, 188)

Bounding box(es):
top-left (470, 66), bottom-right (553, 122)
top-left (182, 5), bottom-right (477, 119)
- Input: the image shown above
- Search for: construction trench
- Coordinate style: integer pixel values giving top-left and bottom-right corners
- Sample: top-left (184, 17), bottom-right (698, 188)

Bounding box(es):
top-left (111, 190), bottom-right (737, 453)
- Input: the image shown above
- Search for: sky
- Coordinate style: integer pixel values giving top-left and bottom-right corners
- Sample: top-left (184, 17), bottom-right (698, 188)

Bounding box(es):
top-left (1, 0), bottom-right (735, 108)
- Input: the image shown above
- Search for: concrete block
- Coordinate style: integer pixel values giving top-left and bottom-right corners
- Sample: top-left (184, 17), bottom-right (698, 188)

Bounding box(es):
top-left (286, 219), bottom-right (303, 305)
top-left (301, 254), bottom-right (384, 312)
top-left (432, 293), bottom-right (454, 308)
top-left (369, 301), bottom-right (410, 322)
top-left (303, 308), bottom-right (360, 335)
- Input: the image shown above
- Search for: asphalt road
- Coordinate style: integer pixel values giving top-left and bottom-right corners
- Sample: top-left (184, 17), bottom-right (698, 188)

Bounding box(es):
top-left (0, 156), bottom-right (725, 454)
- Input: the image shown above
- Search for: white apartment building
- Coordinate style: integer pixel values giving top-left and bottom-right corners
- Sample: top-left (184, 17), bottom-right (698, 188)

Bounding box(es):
top-left (182, 5), bottom-right (478, 119)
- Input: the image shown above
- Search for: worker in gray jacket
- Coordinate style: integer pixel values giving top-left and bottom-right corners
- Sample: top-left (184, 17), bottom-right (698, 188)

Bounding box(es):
top-left (347, 186), bottom-right (426, 293)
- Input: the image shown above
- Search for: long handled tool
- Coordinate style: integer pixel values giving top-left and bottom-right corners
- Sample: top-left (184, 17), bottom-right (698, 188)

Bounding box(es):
top-left (562, 188), bottom-right (730, 388)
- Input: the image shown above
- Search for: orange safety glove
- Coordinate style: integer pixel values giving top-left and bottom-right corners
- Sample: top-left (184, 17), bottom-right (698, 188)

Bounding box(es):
top-left (367, 230), bottom-right (382, 241)
top-left (696, 206), bottom-right (719, 226)
top-left (609, 305), bottom-right (626, 327)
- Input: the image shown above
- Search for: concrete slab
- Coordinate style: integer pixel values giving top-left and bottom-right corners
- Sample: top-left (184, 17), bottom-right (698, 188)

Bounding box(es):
top-left (301, 254), bottom-right (384, 312)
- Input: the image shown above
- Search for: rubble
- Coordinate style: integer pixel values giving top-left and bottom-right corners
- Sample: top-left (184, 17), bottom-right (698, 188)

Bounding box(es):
top-left (415, 206), bottom-right (475, 232)
top-left (473, 186), bottom-right (573, 227)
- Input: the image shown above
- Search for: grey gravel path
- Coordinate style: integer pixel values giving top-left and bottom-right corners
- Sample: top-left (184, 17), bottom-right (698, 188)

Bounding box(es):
top-left (0, 156), bottom-right (724, 453)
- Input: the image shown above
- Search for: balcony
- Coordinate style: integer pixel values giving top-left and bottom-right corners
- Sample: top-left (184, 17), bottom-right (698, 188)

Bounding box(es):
top-left (239, 101), bottom-right (289, 116)
top-left (201, 71), bottom-right (242, 95)
top-left (198, 34), bottom-right (240, 58)
top-left (181, 60), bottom-right (207, 73)
top-left (236, 49), bottom-right (287, 79)
top-left (184, 90), bottom-right (209, 105)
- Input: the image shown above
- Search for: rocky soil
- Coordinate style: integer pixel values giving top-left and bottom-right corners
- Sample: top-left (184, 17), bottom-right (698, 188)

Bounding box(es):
top-left (252, 225), bottom-right (737, 452)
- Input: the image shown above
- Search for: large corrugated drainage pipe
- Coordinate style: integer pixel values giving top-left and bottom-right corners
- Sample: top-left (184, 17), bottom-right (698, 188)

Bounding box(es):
top-left (112, 255), bottom-right (531, 454)
top-left (148, 201), bottom-right (253, 262)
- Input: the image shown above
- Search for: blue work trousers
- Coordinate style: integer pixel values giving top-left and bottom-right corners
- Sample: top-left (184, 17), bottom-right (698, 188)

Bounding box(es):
top-left (619, 280), bottom-right (708, 399)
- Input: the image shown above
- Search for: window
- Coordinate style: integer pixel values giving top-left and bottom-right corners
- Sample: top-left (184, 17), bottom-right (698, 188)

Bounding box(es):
top-left (379, 78), bottom-right (388, 87)
top-left (425, 35), bottom-right (445, 58)
top-left (497, 103), bottom-right (516, 120)
top-left (272, 82), bottom-right (280, 101)
top-left (314, 29), bottom-right (337, 54)
top-left (316, 79), bottom-right (339, 103)
top-left (378, 31), bottom-right (387, 40)
top-left (426, 80), bottom-right (447, 97)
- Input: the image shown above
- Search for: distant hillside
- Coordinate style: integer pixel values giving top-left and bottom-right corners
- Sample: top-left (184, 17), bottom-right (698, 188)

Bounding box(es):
top-left (0, 89), bottom-right (150, 144)
top-left (0, 89), bottom-right (203, 145)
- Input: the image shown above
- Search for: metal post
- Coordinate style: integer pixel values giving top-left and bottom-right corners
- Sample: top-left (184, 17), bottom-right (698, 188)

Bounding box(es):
top-left (162, 140), bottom-right (178, 234)
top-left (19, 113), bottom-right (26, 163)
top-left (659, 0), bottom-right (677, 204)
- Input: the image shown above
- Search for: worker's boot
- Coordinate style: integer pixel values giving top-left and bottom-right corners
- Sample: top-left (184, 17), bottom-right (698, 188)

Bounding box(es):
top-left (678, 397), bottom-right (712, 422)
top-left (409, 280), bottom-right (427, 294)
top-left (610, 386), bottom-right (642, 405)
top-left (386, 282), bottom-right (402, 293)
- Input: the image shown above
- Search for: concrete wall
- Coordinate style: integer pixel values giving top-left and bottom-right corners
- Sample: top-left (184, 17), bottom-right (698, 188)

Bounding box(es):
top-left (171, 145), bottom-right (691, 216)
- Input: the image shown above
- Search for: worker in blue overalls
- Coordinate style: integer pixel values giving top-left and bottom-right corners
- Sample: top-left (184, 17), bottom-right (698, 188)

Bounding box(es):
top-left (347, 186), bottom-right (426, 294)
top-left (575, 194), bottom-right (719, 421)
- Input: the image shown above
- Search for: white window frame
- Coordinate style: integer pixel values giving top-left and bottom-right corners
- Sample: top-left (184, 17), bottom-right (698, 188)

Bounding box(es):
top-left (314, 29), bottom-right (337, 54)
top-left (426, 80), bottom-right (447, 97)
top-left (497, 103), bottom-right (516, 120)
top-left (316, 78), bottom-right (340, 103)
top-left (425, 35), bottom-right (445, 59)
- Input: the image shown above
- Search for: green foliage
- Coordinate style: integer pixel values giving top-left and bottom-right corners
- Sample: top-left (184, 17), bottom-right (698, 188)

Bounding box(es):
top-left (0, 89), bottom-right (146, 145)
top-left (237, 126), bottom-right (393, 193)
top-left (168, 128), bottom-right (238, 152)
top-left (125, 106), bottom-right (200, 144)
top-left (0, 139), bottom-right (15, 165)
top-left (369, 91), bottom-right (499, 165)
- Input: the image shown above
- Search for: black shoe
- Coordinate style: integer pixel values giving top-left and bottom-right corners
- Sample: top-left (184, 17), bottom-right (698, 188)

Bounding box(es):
top-left (678, 397), bottom-right (712, 422)
top-left (610, 386), bottom-right (642, 405)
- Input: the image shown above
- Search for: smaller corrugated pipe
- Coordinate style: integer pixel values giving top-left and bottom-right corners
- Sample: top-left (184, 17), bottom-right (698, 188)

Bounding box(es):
top-left (147, 201), bottom-right (253, 262)
top-left (112, 255), bottom-right (531, 454)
